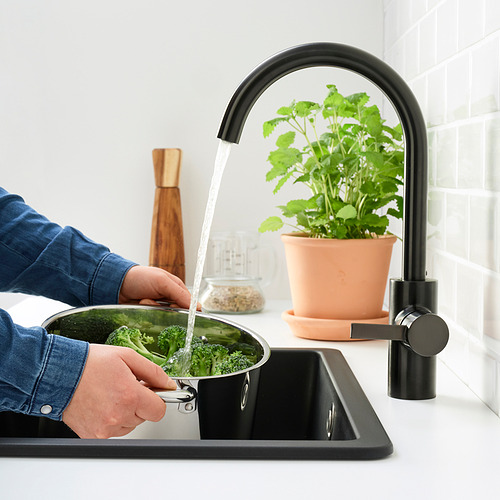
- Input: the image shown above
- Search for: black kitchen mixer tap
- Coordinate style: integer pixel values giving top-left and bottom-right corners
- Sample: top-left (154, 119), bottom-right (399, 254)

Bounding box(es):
top-left (217, 42), bottom-right (449, 400)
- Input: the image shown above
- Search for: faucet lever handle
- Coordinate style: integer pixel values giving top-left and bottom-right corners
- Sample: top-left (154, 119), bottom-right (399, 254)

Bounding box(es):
top-left (351, 323), bottom-right (406, 342)
top-left (351, 307), bottom-right (449, 357)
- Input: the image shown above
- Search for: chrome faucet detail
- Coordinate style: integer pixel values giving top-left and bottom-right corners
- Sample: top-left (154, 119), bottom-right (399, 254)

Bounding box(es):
top-left (217, 42), bottom-right (449, 400)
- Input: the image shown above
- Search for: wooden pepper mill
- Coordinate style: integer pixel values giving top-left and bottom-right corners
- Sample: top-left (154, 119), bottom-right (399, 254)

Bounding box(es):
top-left (149, 148), bottom-right (186, 282)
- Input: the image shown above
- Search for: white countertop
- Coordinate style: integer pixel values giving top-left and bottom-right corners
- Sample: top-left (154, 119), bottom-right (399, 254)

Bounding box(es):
top-left (1, 297), bottom-right (500, 499)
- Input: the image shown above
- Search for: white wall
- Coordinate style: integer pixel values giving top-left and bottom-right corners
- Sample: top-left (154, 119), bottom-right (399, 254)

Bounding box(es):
top-left (384, 0), bottom-right (500, 417)
top-left (0, 0), bottom-right (385, 304)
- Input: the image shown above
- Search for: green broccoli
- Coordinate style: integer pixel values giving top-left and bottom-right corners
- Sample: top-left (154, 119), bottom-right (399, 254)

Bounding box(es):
top-left (162, 349), bottom-right (191, 377)
top-left (157, 324), bottom-right (256, 377)
top-left (228, 342), bottom-right (258, 364)
top-left (157, 324), bottom-right (206, 360)
top-left (190, 343), bottom-right (229, 377)
top-left (213, 351), bottom-right (254, 375)
top-left (157, 325), bottom-right (187, 360)
top-left (105, 326), bottom-right (166, 366)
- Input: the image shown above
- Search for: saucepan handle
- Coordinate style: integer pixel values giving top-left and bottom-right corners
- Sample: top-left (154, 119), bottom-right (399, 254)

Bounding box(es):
top-left (152, 385), bottom-right (197, 404)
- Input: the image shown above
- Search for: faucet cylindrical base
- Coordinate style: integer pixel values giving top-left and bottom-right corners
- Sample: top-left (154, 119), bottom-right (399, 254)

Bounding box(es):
top-left (388, 341), bottom-right (437, 399)
top-left (388, 279), bottom-right (439, 400)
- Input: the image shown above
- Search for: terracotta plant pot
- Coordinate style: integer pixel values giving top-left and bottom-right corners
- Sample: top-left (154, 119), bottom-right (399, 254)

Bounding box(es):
top-left (281, 233), bottom-right (397, 321)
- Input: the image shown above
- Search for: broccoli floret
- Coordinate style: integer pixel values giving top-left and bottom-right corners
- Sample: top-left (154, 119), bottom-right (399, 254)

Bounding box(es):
top-left (157, 324), bottom-right (254, 377)
top-left (190, 343), bottom-right (229, 377)
top-left (162, 349), bottom-right (191, 377)
top-left (105, 326), bottom-right (166, 366)
top-left (213, 351), bottom-right (254, 375)
top-left (228, 342), bottom-right (258, 364)
top-left (157, 325), bottom-right (187, 360)
top-left (210, 343), bottom-right (230, 367)
top-left (157, 325), bottom-right (206, 359)
top-left (189, 344), bottom-right (212, 377)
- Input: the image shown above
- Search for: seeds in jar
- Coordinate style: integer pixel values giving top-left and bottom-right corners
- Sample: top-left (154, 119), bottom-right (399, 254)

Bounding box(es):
top-left (202, 285), bottom-right (264, 313)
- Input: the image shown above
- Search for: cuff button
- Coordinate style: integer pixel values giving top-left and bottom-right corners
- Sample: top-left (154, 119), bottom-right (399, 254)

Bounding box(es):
top-left (40, 405), bottom-right (53, 415)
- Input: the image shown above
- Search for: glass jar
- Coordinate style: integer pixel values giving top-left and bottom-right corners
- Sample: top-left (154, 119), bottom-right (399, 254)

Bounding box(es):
top-left (200, 277), bottom-right (265, 314)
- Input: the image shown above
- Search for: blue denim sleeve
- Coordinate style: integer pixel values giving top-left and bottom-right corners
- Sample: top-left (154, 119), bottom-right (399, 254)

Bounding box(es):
top-left (0, 187), bottom-right (138, 419)
top-left (0, 187), bottom-right (137, 306)
top-left (0, 310), bottom-right (88, 419)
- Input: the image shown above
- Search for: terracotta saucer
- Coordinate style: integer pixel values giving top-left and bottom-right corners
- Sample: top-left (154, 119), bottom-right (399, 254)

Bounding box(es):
top-left (281, 309), bottom-right (389, 341)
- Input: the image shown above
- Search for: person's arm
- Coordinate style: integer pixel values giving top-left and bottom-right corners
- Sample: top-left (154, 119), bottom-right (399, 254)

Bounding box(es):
top-left (0, 187), bottom-right (185, 437)
top-left (0, 309), bottom-right (88, 420)
top-left (0, 309), bottom-right (175, 437)
top-left (0, 188), bottom-right (135, 306)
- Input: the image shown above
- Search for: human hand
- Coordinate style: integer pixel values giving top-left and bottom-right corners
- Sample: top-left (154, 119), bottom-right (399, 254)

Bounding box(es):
top-left (118, 265), bottom-right (195, 309)
top-left (62, 344), bottom-right (176, 439)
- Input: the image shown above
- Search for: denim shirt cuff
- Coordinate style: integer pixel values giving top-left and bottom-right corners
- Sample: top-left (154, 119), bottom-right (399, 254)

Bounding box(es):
top-left (90, 253), bottom-right (137, 305)
top-left (29, 334), bottom-right (89, 420)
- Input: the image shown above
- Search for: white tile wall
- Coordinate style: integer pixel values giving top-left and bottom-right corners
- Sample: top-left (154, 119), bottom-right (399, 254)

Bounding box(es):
top-left (384, 0), bottom-right (500, 417)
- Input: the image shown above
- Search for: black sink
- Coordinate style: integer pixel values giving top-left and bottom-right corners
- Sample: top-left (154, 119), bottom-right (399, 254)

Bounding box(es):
top-left (0, 348), bottom-right (392, 460)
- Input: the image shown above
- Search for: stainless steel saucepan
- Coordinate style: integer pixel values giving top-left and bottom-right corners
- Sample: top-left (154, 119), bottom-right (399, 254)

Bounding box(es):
top-left (42, 305), bottom-right (271, 440)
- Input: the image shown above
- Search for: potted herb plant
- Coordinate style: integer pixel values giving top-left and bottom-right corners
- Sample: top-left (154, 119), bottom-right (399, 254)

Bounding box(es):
top-left (258, 84), bottom-right (404, 338)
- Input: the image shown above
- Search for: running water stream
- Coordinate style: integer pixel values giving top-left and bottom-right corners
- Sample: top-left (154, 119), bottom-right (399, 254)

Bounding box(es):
top-left (177, 140), bottom-right (232, 374)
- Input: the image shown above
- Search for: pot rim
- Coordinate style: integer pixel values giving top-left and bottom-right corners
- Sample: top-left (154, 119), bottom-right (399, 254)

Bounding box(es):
top-left (42, 304), bottom-right (271, 381)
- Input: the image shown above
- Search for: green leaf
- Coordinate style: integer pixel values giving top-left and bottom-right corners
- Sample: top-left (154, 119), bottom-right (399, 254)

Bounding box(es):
top-left (320, 152), bottom-right (342, 169)
top-left (380, 180), bottom-right (399, 194)
top-left (360, 213), bottom-right (388, 227)
top-left (319, 132), bottom-right (335, 147)
top-left (323, 91), bottom-right (344, 109)
top-left (263, 117), bottom-right (288, 138)
top-left (363, 151), bottom-right (384, 169)
top-left (276, 131), bottom-right (296, 149)
top-left (360, 180), bottom-right (377, 195)
top-left (294, 173), bottom-right (310, 183)
top-left (258, 216), bottom-right (284, 233)
top-left (364, 109), bottom-right (383, 136)
top-left (268, 147), bottom-right (301, 169)
top-left (308, 140), bottom-right (326, 158)
top-left (335, 225), bottom-right (348, 239)
top-left (273, 171), bottom-right (294, 194)
top-left (286, 199), bottom-right (315, 214)
top-left (265, 163), bottom-right (287, 182)
top-left (295, 100), bottom-right (320, 117)
top-left (387, 195), bottom-right (403, 219)
top-left (346, 92), bottom-right (370, 107)
top-left (383, 124), bottom-right (403, 141)
top-left (394, 194), bottom-right (403, 211)
top-left (387, 207), bottom-right (402, 220)
top-left (296, 211), bottom-right (310, 229)
top-left (330, 198), bottom-right (346, 211)
top-left (315, 194), bottom-right (325, 211)
top-left (276, 106), bottom-right (293, 116)
top-left (303, 156), bottom-right (317, 172)
top-left (391, 123), bottom-right (403, 140)
top-left (336, 204), bottom-right (357, 220)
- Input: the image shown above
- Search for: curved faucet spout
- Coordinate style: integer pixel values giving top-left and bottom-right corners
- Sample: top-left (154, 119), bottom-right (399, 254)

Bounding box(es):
top-left (218, 43), bottom-right (448, 400)
top-left (217, 42), bottom-right (427, 282)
